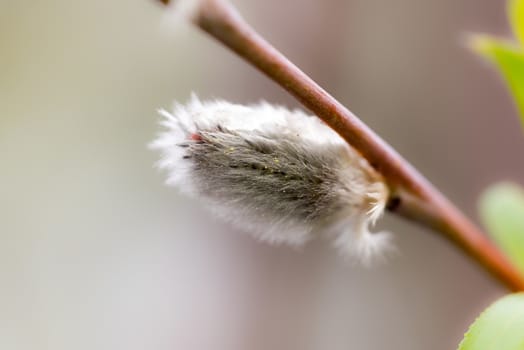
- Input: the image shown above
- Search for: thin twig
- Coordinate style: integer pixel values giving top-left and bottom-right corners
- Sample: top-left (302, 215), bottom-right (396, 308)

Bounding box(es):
top-left (154, 0), bottom-right (524, 291)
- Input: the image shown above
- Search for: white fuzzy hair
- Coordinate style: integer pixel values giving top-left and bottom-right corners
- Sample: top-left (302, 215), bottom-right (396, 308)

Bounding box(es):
top-left (159, 0), bottom-right (203, 33)
top-left (166, 0), bottom-right (202, 21)
top-left (150, 94), bottom-right (392, 264)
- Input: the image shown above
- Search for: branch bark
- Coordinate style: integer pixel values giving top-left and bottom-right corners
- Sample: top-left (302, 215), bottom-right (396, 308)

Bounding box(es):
top-left (154, 0), bottom-right (524, 291)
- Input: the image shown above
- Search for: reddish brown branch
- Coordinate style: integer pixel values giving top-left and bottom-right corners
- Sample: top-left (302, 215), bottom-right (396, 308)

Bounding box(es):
top-left (154, 0), bottom-right (524, 291)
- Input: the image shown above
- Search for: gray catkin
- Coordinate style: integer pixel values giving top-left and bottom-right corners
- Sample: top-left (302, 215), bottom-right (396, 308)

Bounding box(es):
top-left (151, 95), bottom-right (392, 263)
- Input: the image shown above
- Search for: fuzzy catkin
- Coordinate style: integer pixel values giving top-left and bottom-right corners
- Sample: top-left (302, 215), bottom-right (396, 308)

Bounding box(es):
top-left (151, 95), bottom-right (392, 264)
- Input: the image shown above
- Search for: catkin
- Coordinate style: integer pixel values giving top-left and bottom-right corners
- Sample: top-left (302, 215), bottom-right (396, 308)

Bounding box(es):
top-left (151, 95), bottom-right (392, 264)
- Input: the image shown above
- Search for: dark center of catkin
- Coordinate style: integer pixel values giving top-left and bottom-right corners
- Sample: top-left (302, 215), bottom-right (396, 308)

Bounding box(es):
top-left (182, 127), bottom-right (341, 222)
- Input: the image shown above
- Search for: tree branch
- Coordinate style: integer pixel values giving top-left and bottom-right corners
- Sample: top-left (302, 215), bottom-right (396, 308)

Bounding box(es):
top-left (154, 0), bottom-right (524, 291)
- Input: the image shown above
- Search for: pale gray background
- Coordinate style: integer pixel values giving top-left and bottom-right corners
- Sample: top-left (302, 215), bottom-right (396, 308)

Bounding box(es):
top-left (1, 1), bottom-right (523, 349)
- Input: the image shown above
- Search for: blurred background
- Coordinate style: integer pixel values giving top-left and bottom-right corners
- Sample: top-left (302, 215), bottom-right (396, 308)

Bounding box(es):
top-left (1, 0), bottom-right (524, 349)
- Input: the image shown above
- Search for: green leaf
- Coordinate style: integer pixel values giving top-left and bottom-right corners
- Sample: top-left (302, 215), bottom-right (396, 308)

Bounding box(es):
top-left (479, 182), bottom-right (524, 274)
top-left (458, 293), bottom-right (524, 350)
top-left (509, 0), bottom-right (524, 45)
top-left (469, 35), bottom-right (524, 128)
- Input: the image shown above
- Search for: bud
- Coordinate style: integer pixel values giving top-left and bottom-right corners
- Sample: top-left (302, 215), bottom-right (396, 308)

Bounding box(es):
top-left (150, 95), bottom-right (392, 264)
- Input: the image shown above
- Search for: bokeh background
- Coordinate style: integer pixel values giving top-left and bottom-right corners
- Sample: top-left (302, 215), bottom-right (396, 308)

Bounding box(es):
top-left (2, 1), bottom-right (524, 349)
